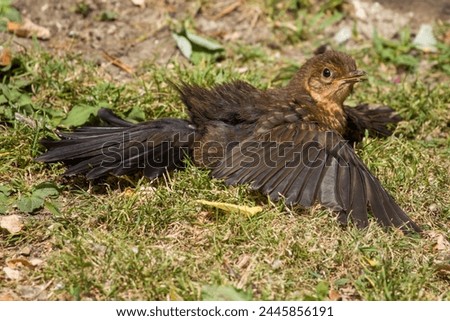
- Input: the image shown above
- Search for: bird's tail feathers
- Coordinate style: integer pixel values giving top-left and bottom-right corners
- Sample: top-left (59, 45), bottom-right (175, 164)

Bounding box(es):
top-left (36, 108), bottom-right (196, 179)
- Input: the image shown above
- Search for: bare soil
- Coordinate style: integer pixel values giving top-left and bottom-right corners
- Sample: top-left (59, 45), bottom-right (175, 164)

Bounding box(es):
top-left (6, 0), bottom-right (450, 79)
top-left (10, 0), bottom-right (274, 76)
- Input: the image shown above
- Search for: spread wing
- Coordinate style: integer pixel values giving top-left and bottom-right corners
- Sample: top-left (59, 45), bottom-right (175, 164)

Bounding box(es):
top-left (344, 104), bottom-right (402, 144)
top-left (211, 122), bottom-right (421, 232)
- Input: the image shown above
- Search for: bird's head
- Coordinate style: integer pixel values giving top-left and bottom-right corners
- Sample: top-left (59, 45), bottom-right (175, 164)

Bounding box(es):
top-left (289, 51), bottom-right (366, 106)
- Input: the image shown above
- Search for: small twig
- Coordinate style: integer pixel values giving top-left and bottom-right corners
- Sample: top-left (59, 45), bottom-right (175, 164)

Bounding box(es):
top-left (32, 280), bottom-right (53, 300)
top-left (250, 8), bottom-right (260, 29)
top-left (15, 112), bottom-right (37, 129)
top-left (212, 0), bottom-right (242, 20)
top-left (101, 50), bottom-right (134, 74)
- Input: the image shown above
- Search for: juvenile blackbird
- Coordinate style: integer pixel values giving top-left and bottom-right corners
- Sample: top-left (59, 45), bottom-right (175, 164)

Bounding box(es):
top-left (36, 50), bottom-right (421, 233)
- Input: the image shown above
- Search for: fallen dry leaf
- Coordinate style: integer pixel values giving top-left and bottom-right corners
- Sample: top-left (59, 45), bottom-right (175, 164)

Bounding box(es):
top-left (131, 0), bottom-right (146, 8)
top-left (3, 267), bottom-right (21, 280)
top-left (444, 30), bottom-right (450, 45)
top-left (366, 258), bottom-right (380, 267)
top-left (7, 258), bottom-right (43, 269)
top-left (435, 234), bottom-right (450, 252)
top-left (426, 231), bottom-right (450, 252)
top-left (7, 258), bottom-right (34, 269)
top-left (168, 288), bottom-right (184, 301)
top-left (29, 258), bottom-right (44, 267)
top-left (123, 187), bottom-right (135, 197)
top-left (0, 215), bottom-right (23, 234)
top-left (236, 253), bottom-right (252, 269)
top-left (16, 284), bottom-right (49, 300)
top-left (360, 256), bottom-right (380, 267)
top-left (0, 291), bottom-right (20, 301)
top-left (329, 289), bottom-right (342, 301)
top-left (19, 246), bottom-right (31, 256)
top-left (196, 200), bottom-right (263, 217)
top-left (237, 260), bottom-right (255, 289)
top-left (7, 18), bottom-right (51, 40)
top-left (0, 46), bottom-right (12, 66)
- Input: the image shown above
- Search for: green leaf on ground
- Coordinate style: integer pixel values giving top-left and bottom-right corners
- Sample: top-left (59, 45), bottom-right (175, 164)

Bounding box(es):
top-left (185, 30), bottom-right (223, 51)
top-left (61, 104), bottom-right (101, 127)
top-left (17, 194), bottom-right (45, 213)
top-left (201, 285), bottom-right (252, 301)
top-left (33, 182), bottom-right (59, 199)
top-left (172, 33), bottom-right (192, 59)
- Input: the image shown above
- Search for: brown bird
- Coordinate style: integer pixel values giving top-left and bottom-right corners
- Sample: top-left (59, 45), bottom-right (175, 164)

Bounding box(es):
top-left (36, 50), bottom-right (421, 233)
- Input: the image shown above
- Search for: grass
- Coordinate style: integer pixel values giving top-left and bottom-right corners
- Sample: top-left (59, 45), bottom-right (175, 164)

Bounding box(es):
top-left (1, 2), bottom-right (449, 301)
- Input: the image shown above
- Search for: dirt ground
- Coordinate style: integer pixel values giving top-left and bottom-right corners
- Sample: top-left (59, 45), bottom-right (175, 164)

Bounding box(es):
top-left (7, 0), bottom-right (450, 79)
top-left (377, 0), bottom-right (450, 25)
top-left (10, 0), bottom-right (275, 78)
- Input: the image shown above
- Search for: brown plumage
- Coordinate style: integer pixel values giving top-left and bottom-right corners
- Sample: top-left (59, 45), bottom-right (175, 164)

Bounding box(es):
top-left (36, 50), bottom-right (421, 233)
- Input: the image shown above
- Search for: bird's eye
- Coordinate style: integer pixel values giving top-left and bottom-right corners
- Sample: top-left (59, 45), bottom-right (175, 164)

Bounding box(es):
top-left (322, 68), bottom-right (331, 78)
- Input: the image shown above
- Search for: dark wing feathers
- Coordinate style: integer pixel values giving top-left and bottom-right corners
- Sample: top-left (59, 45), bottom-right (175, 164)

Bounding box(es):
top-left (317, 156), bottom-right (342, 210)
top-left (349, 163), bottom-right (368, 228)
top-left (298, 148), bottom-right (328, 206)
top-left (212, 123), bottom-right (421, 232)
top-left (336, 160), bottom-right (350, 210)
top-left (97, 108), bottom-right (134, 127)
top-left (344, 104), bottom-right (402, 144)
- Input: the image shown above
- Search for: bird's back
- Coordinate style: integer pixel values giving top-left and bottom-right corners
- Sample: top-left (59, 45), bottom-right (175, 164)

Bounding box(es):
top-left (176, 80), bottom-right (297, 129)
